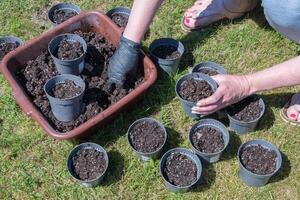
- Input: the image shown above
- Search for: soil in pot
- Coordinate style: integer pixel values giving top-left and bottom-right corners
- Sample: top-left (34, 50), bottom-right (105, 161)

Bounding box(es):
top-left (129, 120), bottom-right (165, 153)
top-left (57, 40), bottom-right (84, 60)
top-left (179, 79), bottom-right (213, 102)
top-left (192, 126), bottom-right (224, 153)
top-left (111, 13), bottom-right (128, 28)
top-left (51, 80), bottom-right (82, 99)
top-left (198, 68), bottom-right (218, 76)
top-left (240, 144), bottom-right (277, 175)
top-left (0, 42), bottom-right (20, 60)
top-left (15, 30), bottom-right (144, 133)
top-left (152, 45), bottom-right (181, 59)
top-left (53, 9), bottom-right (78, 24)
top-left (72, 148), bottom-right (107, 180)
top-left (227, 96), bottom-right (261, 122)
top-left (163, 153), bottom-right (197, 187)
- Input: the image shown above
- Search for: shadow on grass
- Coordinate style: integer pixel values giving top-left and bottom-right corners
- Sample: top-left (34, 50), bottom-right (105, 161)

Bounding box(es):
top-left (221, 130), bottom-right (242, 161)
top-left (102, 150), bottom-right (125, 186)
top-left (164, 127), bottom-right (182, 151)
top-left (192, 162), bottom-right (216, 192)
top-left (269, 151), bottom-right (291, 183)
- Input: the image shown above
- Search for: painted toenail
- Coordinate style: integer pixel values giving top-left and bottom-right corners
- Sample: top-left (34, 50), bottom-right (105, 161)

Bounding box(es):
top-left (290, 113), bottom-right (296, 118)
top-left (185, 18), bottom-right (190, 24)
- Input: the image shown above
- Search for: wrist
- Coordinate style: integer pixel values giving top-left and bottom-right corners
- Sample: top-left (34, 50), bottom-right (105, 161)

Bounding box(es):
top-left (121, 35), bottom-right (141, 50)
top-left (242, 74), bottom-right (258, 95)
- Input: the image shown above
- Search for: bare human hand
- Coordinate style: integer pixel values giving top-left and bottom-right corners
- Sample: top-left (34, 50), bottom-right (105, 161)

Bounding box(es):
top-left (192, 74), bottom-right (253, 115)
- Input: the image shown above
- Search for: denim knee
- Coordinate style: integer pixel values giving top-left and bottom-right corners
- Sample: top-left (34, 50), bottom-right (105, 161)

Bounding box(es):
top-left (262, 0), bottom-right (300, 44)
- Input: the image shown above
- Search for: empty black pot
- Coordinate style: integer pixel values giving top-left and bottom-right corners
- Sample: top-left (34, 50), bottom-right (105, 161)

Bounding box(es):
top-left (67, 142), bottom-right (109, 187)
top-left (48, 33), bottom-right (87, 75)
top-left (175, 73), bottom-right (217, 119)
top-left (48, 3), bottom-right (80, 26)
top-left (44, 74), bottom-right (85, 122)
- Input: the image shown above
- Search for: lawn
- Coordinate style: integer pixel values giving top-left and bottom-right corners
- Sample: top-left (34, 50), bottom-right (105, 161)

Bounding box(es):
top-left (0, 0), bottom-right (300, 199)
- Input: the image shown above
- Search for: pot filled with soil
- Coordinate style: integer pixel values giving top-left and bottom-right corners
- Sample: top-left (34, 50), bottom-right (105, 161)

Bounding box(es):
top-left (67, 142), bottom-right (109, 187)
top-left (226, 95), bottom-right (265, 134)
top-left (44, 74), bottom-right (85, 122)
top-left (237, 139), bottom-right (282, 187)
top-left (188, 118), bottom-right (229, 163)
top-left (159, 148), bottom-right (202, 193)
top-left (48, 3), bottom-right (80, 26)
top-left (48, 33), bottom-right (87, 75)
top-left (106, 7), bottom-right (130, 29)
top-left (0, 36), bottom-right (22, 62)
top-left (175, 73), bottom-right (217, 119)
top-left (127, 118), bottom-right (167, 161)
top-left (191, 61), bottom-right (227, 75)
top-left (149, 38), bottom-right (184, 77)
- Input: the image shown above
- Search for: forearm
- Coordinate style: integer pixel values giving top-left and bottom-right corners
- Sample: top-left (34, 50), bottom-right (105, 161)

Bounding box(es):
top-left (246, 55), bottom-right (300, 94)
top-left (123, 0), bottom-right (164, 43)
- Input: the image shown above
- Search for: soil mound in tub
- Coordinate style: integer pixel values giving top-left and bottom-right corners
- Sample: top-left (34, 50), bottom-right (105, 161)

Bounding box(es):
top-left (15, 31), bottom-right (144, 133)
top-left (0, 42), bottom-right (20, 60)
top-left (57, 40), bottom-right (84, 60)
top-left (129, 120), bottom-right (165, 153)
top-left (192, 127), bottom-right (224, 153)
top-left (73, 148), bottom-right (107, 180)
top-left (53, 9), bottom-right (78, 24)
top-left (227, 96), bottom-right (261, 122)
top-left (240, 144), bottom-right (277, 175)
top-left (163, 153), bottom-right (197, 187)
top-left (179, 79), bottom-right (213, 102)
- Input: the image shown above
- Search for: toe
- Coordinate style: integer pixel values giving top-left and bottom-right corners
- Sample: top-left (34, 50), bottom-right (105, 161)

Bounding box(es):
top-left (286, 105), bottom-right (299, 121)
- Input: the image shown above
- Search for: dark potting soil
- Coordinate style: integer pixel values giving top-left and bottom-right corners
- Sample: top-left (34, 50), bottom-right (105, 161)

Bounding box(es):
top-left (72, 148), bottom-right (106, 180)
top-left (152, 45), bottom-right (181, 59)
top-left (53, 9), bottom-right (78, 24)
top-left (164, 153), bottom-right (197, 187)
top-left (192, 126), bottom-right (224, 153)
top-left (227, 96), bottom-right (261, 122)
top-left (57, 40), bottom-right (84, 60)
top-left (129, 120), bottom-right (165, 153)
top-left (0, 42), bottom-right (19, 60)
top-left (15, 30), bottom-right (144, 133)
top-left (240, 144), bottom-right (277, 175)
top-left (51, 80), bottom-right (82, 99)
top-left (198, 68), bottom-right (218, 76)
top-left (179, 79), bottom-right (213, 102)
top-left (111, 13), bottom-right (129, 28)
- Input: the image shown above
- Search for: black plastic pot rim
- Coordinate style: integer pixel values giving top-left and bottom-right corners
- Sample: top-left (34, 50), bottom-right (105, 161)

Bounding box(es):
top-left (106, 7), bottom-right (131, 16)
top-left (159, 148), bottom-right (201, 189)
top-left (48, 33), bottom-right (87, 62)
top-left (48, 3), bottom-right (81, 25)
top-left (67, 142), bottom-right (109, 183)
top-left (0, 36), bottom-right (23, 44)
top-left (226, 97), bottom-right (265, 124)
top-left (149, 38), bottom-right (184, 61)
top-left (191, 61), bottom-right (227, 74)
top-left (237, 139), bottom-right (282, 177)
top-left (44, 74), bottom-right (86, 101)
top-left (127, 117), bottom-right (167, 156)
top-left (175, 73), bottom-right (217, 105)
top-left (189, 119), bottom-right (229, 156)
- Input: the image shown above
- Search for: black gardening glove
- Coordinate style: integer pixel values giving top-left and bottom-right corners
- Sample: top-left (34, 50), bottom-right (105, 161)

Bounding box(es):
top-left (108, 35), bottom-right (140, 87)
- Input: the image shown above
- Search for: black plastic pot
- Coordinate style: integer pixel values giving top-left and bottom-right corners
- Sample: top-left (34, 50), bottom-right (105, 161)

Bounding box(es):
top-left (106, 6), bottom-right (131, 20)
top-left (149, 38), bottom-right (184, 77)
top-left (226, 96), bottom-right (265, 134)
top-left (0, 36), bottom-right (23, 62)
top-left (188, 118), bottom-right (230, 163)
top-left (44, 74), bottom-right (85, 122)
top-left (127, 118), bottom-right (167, 161)
top-left (48, 33), bottom-right (87, 75)
top-left (67, 142), bottom-right (109, 187)
top-left (237, 139), bottom-right (282, 187)
top-left (159, 148), bottom-right (202, 193)
top-left (48, 3), bottom-right (80, 26)
top-left (175, 73), bottom-right (217, 119)
top-left (191, 61), bottom-right (227, 74)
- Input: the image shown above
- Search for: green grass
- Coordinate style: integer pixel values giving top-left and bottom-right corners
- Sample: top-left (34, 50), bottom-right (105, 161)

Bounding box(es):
top-left (1, 0), bottom-right (300, 199)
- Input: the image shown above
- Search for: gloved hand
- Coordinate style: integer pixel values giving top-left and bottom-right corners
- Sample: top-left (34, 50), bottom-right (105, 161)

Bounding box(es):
top-left (108, 35), bottom-right (140, 87)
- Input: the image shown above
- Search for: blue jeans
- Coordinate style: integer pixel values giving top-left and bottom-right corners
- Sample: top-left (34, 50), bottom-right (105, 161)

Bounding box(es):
top-left (262, 0), bottom-right (300, 44)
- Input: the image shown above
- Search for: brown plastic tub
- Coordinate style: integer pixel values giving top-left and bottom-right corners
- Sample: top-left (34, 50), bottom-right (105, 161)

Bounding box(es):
top-left (0, 11), bottom-right (157, 140)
